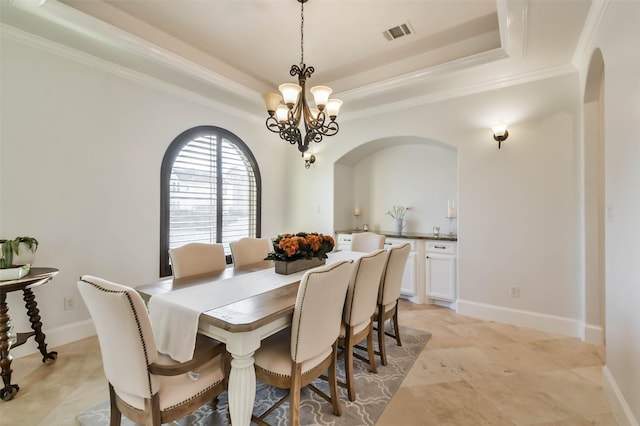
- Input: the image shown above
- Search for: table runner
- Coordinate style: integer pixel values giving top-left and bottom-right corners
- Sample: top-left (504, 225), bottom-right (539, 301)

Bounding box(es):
top-left (149, 251), bottom-right (363, 362)
top-left (149, 267), bottom-right (306, 362)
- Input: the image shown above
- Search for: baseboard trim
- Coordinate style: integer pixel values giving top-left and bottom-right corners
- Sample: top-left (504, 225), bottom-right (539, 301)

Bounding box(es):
top-left (456, 299), bottom-right (581, 338)
top-left (583, 323), bottom-right (604, 345)
top-left (602, 365), bottom-right (640, 426)
top-left (433, 299), bottom-right (457, 310)
top-left (11, 319), bottom-right (96, 359)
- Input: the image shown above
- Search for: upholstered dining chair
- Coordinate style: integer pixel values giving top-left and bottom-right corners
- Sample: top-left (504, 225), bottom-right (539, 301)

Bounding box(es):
top-left (374, 242), bottom-right (411, 366)
top-left (168, 242), bottom-right (226, 278)
top-left (252, 260), bottom-right (354, 426)
top-left (229, 237), bottom-right (271, 268)
top-left (339, 249), bottom-right (389, 402)
top-left (350, 232), bottom-right (386, 252)
top-left (77, 275), bottom-right (226, 426)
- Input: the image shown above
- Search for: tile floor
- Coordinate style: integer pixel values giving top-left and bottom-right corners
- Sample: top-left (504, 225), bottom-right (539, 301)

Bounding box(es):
top-left (3, 301), bottom-right (616, 425)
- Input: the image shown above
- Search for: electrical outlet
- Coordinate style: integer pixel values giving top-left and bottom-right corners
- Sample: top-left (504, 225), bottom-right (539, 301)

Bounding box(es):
top-left (64, 297), bottom-right (75, 310)
top-left (509, 286), bottom-right (520, 297)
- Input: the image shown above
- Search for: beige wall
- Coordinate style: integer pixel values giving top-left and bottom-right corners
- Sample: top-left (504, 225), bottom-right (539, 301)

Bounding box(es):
top-left (288, 73), bottom-right (582, 322)
top-left (0, 36), bottom-right (288, 339)
top-left (578, 1), bottom-right (640, 422)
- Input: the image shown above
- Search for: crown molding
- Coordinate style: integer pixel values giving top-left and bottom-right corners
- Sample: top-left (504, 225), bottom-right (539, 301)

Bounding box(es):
top-left (573, 0), bottom-right (610, 70)
top-left (8, 0), bottom-right (263, 103)
top-left (339, 48), bottom-right (510, 103)
top-left (342, 62), bottom-right (577, 121)
top-left (1, 24), bottom-right (264, 124)
top-left (4, 0), bottom-right (579, 124)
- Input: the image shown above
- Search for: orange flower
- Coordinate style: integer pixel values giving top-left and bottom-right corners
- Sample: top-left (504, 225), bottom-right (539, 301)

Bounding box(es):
top-left (323, 235), bottom-right (335, 246)
top-left (306, 234), bottom-right (322, 251)
top-left (279, 237), bottom-right (299, 257)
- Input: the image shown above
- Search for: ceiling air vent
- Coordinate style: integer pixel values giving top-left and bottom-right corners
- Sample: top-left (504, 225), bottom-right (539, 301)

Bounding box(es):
top-left (383, 21), bottom-right (414, 41)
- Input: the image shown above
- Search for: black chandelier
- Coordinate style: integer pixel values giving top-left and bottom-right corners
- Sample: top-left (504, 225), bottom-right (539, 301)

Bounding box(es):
top-left (262, 0), bottom-right (342, 155)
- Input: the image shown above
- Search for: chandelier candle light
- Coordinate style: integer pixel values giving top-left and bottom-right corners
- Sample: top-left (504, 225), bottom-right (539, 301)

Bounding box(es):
top-left (262, 0), bottom-right (343, 160)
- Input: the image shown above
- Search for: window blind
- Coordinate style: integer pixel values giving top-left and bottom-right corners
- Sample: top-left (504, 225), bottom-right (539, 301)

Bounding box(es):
top-left (168, 133), bottom-right (257, 256)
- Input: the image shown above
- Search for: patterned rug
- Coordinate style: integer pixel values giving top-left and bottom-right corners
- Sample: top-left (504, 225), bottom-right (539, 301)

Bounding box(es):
top-left (77, 326), bottom-right (430, 425)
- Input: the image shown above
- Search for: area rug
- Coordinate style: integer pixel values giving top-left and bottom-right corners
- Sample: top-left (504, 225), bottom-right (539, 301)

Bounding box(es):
top-left (77, 325), bottom-right (430, 425)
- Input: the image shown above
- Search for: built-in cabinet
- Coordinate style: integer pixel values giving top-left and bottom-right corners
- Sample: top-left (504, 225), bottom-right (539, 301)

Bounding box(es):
top-left (425, 241), bottom-right (457, 303)
top-left (335, 231), bottom-right (457, 305)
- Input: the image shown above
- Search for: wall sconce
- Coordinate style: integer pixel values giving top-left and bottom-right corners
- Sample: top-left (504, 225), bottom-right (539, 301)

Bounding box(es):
top-left (492, 124), bottom-right (509, 149)
top-left (303, 153), bottom-right (316, 169)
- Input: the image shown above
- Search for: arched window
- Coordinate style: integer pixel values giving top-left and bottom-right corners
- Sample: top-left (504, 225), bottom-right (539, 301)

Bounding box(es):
top-left (159, 126), bottom-right (261, 277)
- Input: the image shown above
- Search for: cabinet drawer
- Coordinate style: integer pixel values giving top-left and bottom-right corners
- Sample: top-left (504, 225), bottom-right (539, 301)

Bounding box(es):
top-left (426, 242), bottom-right (456, 255)
top-left (337, 234), bottom-right (353, 244)
top-left (384, 238), bottom-right (416, 251)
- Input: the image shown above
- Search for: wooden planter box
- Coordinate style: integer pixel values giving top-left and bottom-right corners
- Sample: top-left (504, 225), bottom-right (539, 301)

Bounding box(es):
top-left (274, 257), bottom-right (326, 275)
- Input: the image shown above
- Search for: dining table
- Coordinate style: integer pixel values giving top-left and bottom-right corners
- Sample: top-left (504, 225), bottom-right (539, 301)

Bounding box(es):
top-left (136, 250), bottom-right (363, 426)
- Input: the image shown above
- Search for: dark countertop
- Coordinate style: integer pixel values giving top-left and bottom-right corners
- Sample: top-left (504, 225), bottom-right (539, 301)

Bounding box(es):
top-left (335, 229), bottom-right (457, 242)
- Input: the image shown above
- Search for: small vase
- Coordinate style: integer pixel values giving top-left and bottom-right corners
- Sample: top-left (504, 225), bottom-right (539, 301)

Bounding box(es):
top-left (394, 218), bottom-right (403, 234)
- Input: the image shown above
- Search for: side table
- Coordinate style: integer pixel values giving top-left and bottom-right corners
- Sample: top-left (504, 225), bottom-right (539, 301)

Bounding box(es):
top-left (0, 267), bottom-right (59, 401)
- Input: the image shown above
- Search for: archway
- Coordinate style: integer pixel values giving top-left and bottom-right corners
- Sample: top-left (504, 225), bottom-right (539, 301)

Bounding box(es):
top-left (583, 48), bottom-right (605, 344)
top-left (333, 136), bottom-right (457, 234)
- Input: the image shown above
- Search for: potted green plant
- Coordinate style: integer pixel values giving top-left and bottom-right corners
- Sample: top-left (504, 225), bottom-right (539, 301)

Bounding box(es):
top-left (0, 237), bottom-right (39, 280)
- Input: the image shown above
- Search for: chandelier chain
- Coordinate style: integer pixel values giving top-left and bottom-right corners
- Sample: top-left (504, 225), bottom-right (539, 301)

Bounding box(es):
top-left (262, 0), bottom-right (342, 159)
top-left (300, 0), bottom-right (304, 67)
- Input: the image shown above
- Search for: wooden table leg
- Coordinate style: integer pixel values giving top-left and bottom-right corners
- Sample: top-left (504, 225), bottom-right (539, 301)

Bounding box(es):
top-left (0, 292), bottom-right (19, 401)
top-left (22, 289), bottom-right (57, 364)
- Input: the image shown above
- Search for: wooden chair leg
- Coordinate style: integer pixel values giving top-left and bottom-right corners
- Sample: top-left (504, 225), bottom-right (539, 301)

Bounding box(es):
top-left (328, 343), bottom-right (342, 416)
top-left (344, 330), bottom-right (356, 402)
top-left (366, 322), bottom-right (377, 374)
top-left (144, 393), bottom-right (162, 426)
top-left (377, 315), bottom-right (388, 366)
top-left (290, 364), bottom-right (302, 426)
top-left (392, 306), bottom-right (402, 346)
top-left (108, 384), bottom-right (122, 426)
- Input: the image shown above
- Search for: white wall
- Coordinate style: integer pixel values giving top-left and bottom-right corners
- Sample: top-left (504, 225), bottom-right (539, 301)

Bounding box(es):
top-left (333, 162), bottom-right (354, 231)
top-left (0, 35), bottom-right (288, 352)
top-left (460, 112), bottom-right (580, 317)
top-left (578, 2), bottom-right (640, 423)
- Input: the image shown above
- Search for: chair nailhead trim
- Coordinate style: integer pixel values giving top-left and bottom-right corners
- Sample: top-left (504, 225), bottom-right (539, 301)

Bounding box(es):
top-left (292, 261), bottom-right (348, 362)
top-left (80, 278), bottom-right (154, 398)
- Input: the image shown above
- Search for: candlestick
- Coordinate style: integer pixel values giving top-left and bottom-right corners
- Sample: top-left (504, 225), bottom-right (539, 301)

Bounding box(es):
top-left (446, 200), bottom-right (456, 219)
top-left (354, 207), bottom-right (361, 216)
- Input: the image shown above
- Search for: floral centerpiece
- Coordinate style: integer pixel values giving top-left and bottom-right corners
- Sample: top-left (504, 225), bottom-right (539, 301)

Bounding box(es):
top-left (265, 232), bottom-right (335, 275)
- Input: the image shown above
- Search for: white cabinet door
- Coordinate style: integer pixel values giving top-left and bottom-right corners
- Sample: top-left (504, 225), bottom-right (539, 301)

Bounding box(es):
top-left (400, 251), bottom-right (417, 296)
top-left (425, 253), bottom-right (456, 301)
